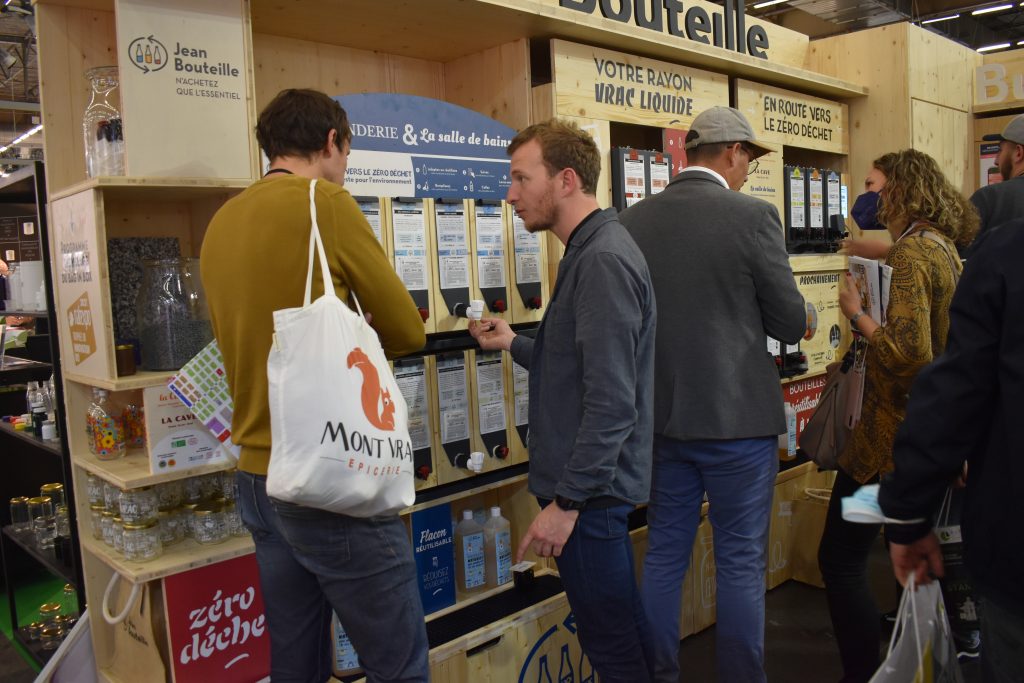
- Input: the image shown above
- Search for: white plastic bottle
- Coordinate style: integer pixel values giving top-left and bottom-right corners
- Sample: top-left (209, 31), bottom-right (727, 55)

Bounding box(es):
top-left (778, 402), bottom-right (797, 461)
top-left (454, 509), bottom-right (486, 595)
top-left (484, 506), bottom-right (512, 588)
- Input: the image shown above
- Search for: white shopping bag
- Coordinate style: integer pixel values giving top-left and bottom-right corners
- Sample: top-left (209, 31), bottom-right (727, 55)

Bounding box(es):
top-left (266, 179), bottom-right (415, 517)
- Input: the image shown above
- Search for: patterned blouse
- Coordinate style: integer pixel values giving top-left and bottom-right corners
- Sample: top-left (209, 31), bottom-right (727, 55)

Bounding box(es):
top-left (839, 228), bottom-right (963, 484)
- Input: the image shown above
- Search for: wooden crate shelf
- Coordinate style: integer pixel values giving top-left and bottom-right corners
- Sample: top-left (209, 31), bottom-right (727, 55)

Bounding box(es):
top-left (65, 370), bottom-right (175, 392)
top-left (50, 176), bottom-right (252, 203)
top-left (80, 532), bottom-right (253, 583)
top-left (72, 449), bottom-right (234, 490)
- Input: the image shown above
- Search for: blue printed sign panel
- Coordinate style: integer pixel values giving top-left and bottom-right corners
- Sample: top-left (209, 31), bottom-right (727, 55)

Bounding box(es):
top-left (335, 93), bottom-right (516, 201)
top-left (411, 502), bottom-right (456, 614)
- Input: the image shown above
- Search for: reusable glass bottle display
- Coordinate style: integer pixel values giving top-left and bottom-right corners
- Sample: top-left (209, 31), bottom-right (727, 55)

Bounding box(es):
top-left (82, 66), bottom-right (125, 177)
top-left (136, 258), bottom-right (213, 370)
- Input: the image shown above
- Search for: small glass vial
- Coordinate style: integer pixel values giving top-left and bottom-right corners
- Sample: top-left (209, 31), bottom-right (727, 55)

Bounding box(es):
top-left (86, 473), bottom-right (104, 506)
top-left (222, 500), bottom-right (247, 537)
top-left (192, 500), bottom-right (229, 545)
top-left (111, 515), bottom-right (125, 555)
top-left (89, 503), bottom-right (106, 540)
top-left (180, 502), bottom-right (199, 538)
top-left (157, 507), bottom-right (185, 547)
top-left (118, 486), bottom-right (158, 525)
top-left (100, 510), bottom-right (116, 547)
top-left (156, 479), bottom-right (183, 510)
top-left (122, 520), bottom-right (162, 562)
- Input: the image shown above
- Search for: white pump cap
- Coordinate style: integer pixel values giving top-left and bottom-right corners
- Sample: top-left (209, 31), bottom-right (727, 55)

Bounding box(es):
top-left (468, 451), bottom-right (485, 472)
top-left (468, 300), bottom-right (485, 321)
top-left (462, 509), bottom-right (473, 520)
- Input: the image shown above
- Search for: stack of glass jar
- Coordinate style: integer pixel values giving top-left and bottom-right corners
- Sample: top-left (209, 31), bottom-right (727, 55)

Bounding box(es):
top-left (25, 584), bottom-right (79, 651)
top-left (87, 468), bottom-right (245, 562)
top-left (8, 482), bottom-right (70, 552)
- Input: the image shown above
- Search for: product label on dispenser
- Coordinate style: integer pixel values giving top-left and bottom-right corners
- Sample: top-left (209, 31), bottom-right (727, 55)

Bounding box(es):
top-left (513, 362), bottom-right (530, 427)
top-left (809, 172), bottom-right (824, 227)
top-left (475, 352), bottom-right (506, 435)
top-left (395, 360), bottom-right (430, 452)
top-left (789, 169), bottom-right (805, 227)
top-left (512, 214), bottom-right (542, 284)
top-left (496, 529), bottom-right (512, 585)
top-left (462, 531), bottom-right (486, 590)
top-left (435, 204), bottom-right (470, 290)
top-left (392, 202), bottom-right (428, 291)
top-left (356, 198), bottom-right (384, 246)
top-left (623, 156), bottom-right (646, 207)
top-left (474, 205), bottom-right (506, 289)
top-left (437, 355), bottom-right (469, 444)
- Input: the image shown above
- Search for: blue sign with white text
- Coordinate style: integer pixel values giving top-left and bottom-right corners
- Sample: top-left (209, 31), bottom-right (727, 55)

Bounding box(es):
top-left (335, 93), bottom-right (516, 200)
top-left (411, 502), bottom-right (456, 614)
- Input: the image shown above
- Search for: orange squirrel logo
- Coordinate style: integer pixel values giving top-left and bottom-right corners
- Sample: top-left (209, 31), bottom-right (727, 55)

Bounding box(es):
top-left (347, 348), bottom-right (396, 431)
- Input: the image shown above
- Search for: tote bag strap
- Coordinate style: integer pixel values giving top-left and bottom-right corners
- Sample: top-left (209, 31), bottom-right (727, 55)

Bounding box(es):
top-left (917, 230), bottom-right (961, 286)
top-left (302, 179), bottom-right (365, 318)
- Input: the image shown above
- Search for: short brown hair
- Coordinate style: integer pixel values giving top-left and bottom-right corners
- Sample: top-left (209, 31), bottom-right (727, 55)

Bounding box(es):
top-left (256, 89), bottom-right (352, 161)
top-left (507, 119), bottom-right (601, 195)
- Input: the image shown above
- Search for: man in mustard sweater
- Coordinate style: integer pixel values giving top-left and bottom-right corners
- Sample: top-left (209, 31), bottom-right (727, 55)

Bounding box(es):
top-left (201, 89), bottom-right (428, 682)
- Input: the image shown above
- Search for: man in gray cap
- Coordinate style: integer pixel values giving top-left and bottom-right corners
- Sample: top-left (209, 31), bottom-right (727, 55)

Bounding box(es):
top-left (620, 106), bottom-right (806, 683)
top-left (971, 113), bottom-right (1024, 242)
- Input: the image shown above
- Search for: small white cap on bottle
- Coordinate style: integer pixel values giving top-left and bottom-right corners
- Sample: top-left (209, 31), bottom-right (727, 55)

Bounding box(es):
top-left (469, 451), bottom-right (485, 472)
top-left (490, 506), bottom-right (501, 517)
top-left (462, 509), bottom-right (473, 520)
top-left (468, 300), bottom-right (484, 321)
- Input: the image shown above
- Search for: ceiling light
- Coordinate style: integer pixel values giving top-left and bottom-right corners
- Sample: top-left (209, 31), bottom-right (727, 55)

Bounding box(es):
top-left (978, 42), bottom-right (1012, 52)
top-left (972, 4), bottom-right (1013, 15)
top-left (752, 0), bottom-right (788, 8)
top-left (1017, 39), bottom-right (1024, 45)
top-left (921, 14), bottom-right (960, 23)
top-left (0, 124), bottom-right (42, 155)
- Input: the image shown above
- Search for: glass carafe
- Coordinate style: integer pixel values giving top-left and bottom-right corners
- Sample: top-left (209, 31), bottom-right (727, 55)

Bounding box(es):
top-left (82, 66), bottom-right (125, 177)
top-left (136, 258), bottom-right (212, 370)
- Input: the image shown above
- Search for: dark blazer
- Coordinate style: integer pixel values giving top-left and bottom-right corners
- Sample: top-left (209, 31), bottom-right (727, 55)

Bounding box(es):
top-left (620, 169), bottom-right (806, 441)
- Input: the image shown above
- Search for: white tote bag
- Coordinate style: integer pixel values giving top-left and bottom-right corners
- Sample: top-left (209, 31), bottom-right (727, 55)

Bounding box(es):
top-left (266, 179), bottom-right (415, 517)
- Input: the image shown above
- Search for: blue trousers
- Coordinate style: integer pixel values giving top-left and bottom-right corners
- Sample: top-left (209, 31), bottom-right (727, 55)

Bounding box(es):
top-left (542, 499), bottom-right (654, 683)
top-left (236, 471), bottom-right (429, 683)
top-left (641, 435), bottom-right (777, 683)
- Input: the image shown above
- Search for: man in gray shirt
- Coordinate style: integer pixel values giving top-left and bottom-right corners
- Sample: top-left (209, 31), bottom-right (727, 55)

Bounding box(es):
top-left (471, 119), bottom-right (656, 683)
top-left (620, 106), bottom-right (806, 683)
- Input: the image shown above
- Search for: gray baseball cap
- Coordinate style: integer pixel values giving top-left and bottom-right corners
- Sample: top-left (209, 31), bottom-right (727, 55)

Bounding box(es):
top-left (684, 106), bottom-right (774, 159)
top-left (982, 113), bottom-right (1024, 145)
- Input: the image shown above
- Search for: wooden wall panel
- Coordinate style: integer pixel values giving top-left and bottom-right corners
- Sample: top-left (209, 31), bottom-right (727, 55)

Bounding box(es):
top-left (907, 24), bottom-right (979, 113)
top-left (36, 4), bottom-right (118, 195)
top-left (911, 100), bottom-right (974, 196)
top-left (251, 33), bottom-right (444, 110)
top-left (444, 40), bottom-right (532, 131)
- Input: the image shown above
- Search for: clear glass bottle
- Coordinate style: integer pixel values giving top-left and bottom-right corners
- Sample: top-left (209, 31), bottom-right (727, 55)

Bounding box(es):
top-left (89, 389), bottom-right (126, 460)
top-left (136, 258), bottom-right (213, 370)
top-left (82, 66), bottom-right (125, 178)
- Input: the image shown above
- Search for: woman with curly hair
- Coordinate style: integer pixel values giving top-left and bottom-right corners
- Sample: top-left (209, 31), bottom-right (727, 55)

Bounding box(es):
top-left (818, 149), bottom-right (978, 682)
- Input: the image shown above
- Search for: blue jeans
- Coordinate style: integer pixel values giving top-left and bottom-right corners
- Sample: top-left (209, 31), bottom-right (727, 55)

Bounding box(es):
top-left (641, 435), bottom-right (777, 683)
top-left (541, 499), bottom-right (653, 683)
top-left (236, 471), bottom-right (429, 683)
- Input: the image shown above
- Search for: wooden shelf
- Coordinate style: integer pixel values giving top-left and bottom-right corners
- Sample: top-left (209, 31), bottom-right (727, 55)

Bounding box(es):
top-left (50, 176), bottom-right (252, 203)
top-left (789, 254), bottom-right (847, 273)
top-left (81, 532), bottom-right (253, 583)
top-left (65, 370), bottom-right (175, 392)
top-left (0, 420), bottom-right (64, 456)
top-left (2, 526), bottom-right (78, 585)
top-left (72, 449), bottom-right (234, 490)
top-left (0, 357), bottom-right (52, 383)
top-left (0, 309), bottom-right (50, 318)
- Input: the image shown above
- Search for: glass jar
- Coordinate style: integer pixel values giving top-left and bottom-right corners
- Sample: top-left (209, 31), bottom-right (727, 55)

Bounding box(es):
top-left (122, 393), bottom-right (146, 449)
top-left (222, 500), bottom-right (247, 538)
top-left (40, 483), bottom-right (66, 509)
top-left (89, 389), bottom-right (126, 460)
top-left (182, 476), bottom-right (203, 504)
top-left (122, 520), bottom-right (162, 562)
top-left (136, 258), bottom-right (213, 371)
top-left (89, 503), bottom-right (106, 540)
top-left (199, 472), bottom-right (222, 501)
top-left (220, 468), bottom-right (238, 501)
top-left (100, 510), bottom-right (116, 547)
top-left (40, 627), bottom-right (63, 651)
top-left (156, 479), bottom-right (183, 510)
top-left (39, 602), bottom-right (61, 631)
top-left (112, 515), bottom-right (125, 555)
top-left (9, 496), bottom-right (30, 534)
top-left (61, 584), bottom-right (78, 619)
top-left (82, 65), bottom-right (125, 178)
top-left (86, 473), bottom-right (104, 506)
top-left (28, 496), bottom-right (55, 550)
top-left (180, 501), bottom-right (199, 538)
top-left (55, 505), bottom-right (71, 539)
top-left (118, 486), bottom-right (158, 525)
top-left (157, 507), bottom-right (185, 547)
top-left (103, 480), bottom-right (121, 512)
top-left (192, 500), bottom-right (229, 545)
top-left (26, 622), bottom-right (42, 641)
